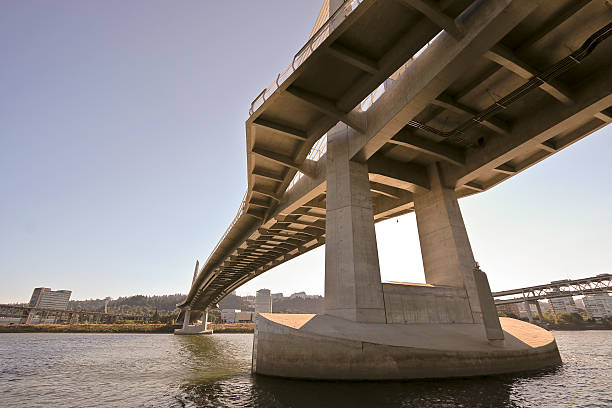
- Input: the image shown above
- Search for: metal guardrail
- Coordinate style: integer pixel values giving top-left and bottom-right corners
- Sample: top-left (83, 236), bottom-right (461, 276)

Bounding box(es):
top-left (249, 0), bottom-right (364, 116)
top-left (193, 192), bottom-right (247, 283)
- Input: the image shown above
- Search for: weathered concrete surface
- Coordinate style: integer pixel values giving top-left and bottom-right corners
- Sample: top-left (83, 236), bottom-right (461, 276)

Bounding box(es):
top-left (174, 326), bottom-right (213, 335)
top-left (382, 282), bottom-right (472, 324)
top-left (324, 123), bottom-right (386, 323)
top-left (252, 314), bottom-right (561, 380)
top-left (414, 162), bottom-right (503, 340)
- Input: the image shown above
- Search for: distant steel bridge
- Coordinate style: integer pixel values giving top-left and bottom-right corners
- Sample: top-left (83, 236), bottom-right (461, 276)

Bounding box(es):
top-left (492, 274), bottom-right (611, 305)
top-left (0, 304), bottom-right (150, 325)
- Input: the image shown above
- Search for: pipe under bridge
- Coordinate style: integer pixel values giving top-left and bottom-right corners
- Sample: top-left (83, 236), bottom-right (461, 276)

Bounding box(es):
top-left (176, 0), bottom-right (612, 379)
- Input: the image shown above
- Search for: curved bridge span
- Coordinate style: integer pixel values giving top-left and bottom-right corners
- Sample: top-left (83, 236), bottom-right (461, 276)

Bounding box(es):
top-left (178, 0), bottom-right (612, 326)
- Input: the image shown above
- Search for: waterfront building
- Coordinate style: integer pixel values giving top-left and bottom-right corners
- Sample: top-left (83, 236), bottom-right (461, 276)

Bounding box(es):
top-left (549, 296), bottom-right (579, 315)
top-left (243, 295), bottom-right (255, 309)
top-left (582, 294), bottom-right (612, 319)
top-left (221, 309), bottom-right (240, 323)
top-left (255, 289), bottom-right (272, 314)
top-left (28, 288), bottom-right (71, 310)
top-left (289, 292), bottom-right (306, 300)
top-left (236, 311), bottom-right (254, 323)
top-left (496, 303), bottom-right (520, 317)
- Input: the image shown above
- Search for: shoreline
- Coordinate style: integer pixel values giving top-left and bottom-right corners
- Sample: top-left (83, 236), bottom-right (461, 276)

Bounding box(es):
top-left (0, 323), bottom-right (255, 334)
top-left (1, 322), bottom-right (609, 334)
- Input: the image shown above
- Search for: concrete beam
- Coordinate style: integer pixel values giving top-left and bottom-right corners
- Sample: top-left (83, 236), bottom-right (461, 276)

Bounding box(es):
top-left (464, 181), bottom-right (485, 192)
top-left (516, 0), bottom-right (594, 52)
top-left (252, 147), bottom-right (315, 177)
top-left (370, 181), bottom-right (402, 199)
top-left (286, 86), bottom-right (365, 132)
top-left (253, 118), bottom-right (308, 141)
top-left (252, 186), bottom-right (281, 201)
top-left (252, 168), bottom-right (285, 183)
top-left (492, 163), bottom-right (517, 175)
top-left (367, 154), bottom-right (430, 190)
top-left (538, 140), bottom-right (557, 153)
top-left (326, 43), bottom-right (379, 74)
top-left (351, 0), bottom-right (540, 161)
top-left (485, 44), bottom-right (572, 104)
top-left (389, 129), bottom-right (465, 166)
top-left (397, 0), bottom-right (463, 39)
top-left (432, 93), bottom-right (511, 135)
top-left (452, 68), bottom-right (612, 187)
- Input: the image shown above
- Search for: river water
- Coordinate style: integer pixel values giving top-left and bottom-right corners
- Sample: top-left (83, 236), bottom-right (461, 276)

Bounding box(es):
top-left (0, 331), bottom-right (610, 407)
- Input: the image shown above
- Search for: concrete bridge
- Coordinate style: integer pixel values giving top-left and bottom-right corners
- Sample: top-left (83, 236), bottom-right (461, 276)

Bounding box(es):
top-left (177, 0), bottom-right (612, 379)
top-left (0, 304), bottom-right (149, 325)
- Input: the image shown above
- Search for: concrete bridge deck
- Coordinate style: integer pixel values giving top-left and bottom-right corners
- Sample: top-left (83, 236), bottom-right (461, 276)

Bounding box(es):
top-left (180, 0), bottom-right (612, 313)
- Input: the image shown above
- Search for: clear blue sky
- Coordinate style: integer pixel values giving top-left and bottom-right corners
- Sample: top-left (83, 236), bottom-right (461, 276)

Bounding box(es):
top-left (1, 1), bottom-right (610, 303)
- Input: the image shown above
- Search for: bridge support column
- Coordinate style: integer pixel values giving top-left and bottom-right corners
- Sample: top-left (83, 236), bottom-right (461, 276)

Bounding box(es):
top-left (200, 311), bottom-right (209, 331)
top-left (414, 162), bottom-right (503, 341)
top-left (39, 311), bottom-right (48, 324)
top-left (182, 309), bottom-right (191, 330)
top-left (20, 310), bottom-right (35, 324)
top-left (324, 123), bottom-right (386, 323)
top-left (524, 301), bottom-right (534, 322)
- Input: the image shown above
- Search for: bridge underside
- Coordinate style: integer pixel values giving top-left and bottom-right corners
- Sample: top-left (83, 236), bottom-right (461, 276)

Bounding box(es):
top-left (181, 0), bottom-right (612, 314)
top-left (175, 0), bottom-right (611, 378)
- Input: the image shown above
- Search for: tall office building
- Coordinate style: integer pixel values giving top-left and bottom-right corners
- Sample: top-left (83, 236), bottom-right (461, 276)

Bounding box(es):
top-left (583, 294), bottom-right (612, 319)
top-left (28, 288), bottom-right (72, 310)
top-left (255, 289), bottom-right (272, 314)
top-left (549, 296), bottom-right (579, 315)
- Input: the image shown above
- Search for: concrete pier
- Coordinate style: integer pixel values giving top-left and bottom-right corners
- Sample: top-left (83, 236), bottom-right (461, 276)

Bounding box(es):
top-left (253, 314), bottom-right (561, 380)
top-left (174, 309), bottom-right (213, 335)
top-left (324, 123), bottom-right (386, 323)
top-left (170, 0), bottom-right (612, 380)
top-left (252, 133), bottom-right (560, 378)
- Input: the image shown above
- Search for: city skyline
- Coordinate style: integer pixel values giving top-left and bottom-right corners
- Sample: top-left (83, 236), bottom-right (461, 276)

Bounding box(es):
top-left (1, 1), bottom-right (611, 303)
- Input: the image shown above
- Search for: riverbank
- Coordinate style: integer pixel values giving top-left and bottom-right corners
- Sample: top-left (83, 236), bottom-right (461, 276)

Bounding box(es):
top-left (0, 323), bottom-right (254, 334)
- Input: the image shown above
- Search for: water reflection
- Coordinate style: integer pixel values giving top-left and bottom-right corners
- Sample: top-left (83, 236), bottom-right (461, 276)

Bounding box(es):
top-left (173, 332), bottom-right (567, 408)
top-left (0, 332), bottom-right (609, 408)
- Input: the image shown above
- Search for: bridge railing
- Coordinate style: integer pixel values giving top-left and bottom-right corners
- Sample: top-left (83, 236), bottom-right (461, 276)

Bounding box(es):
top-left (249, 0), bottom-right (363, 116)
top-left (194, 191), bottom-right (248, 283)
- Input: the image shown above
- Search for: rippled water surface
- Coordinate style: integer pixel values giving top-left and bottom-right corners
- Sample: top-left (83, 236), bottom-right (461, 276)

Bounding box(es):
top-left (1, 331), bottom-right (610, 407)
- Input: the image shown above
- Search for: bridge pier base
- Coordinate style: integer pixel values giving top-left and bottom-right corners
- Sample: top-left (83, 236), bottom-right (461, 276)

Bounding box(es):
top-left (174, 309), bottom-right (212, 335)
top-left (252, 151), bottom-right (561, 379)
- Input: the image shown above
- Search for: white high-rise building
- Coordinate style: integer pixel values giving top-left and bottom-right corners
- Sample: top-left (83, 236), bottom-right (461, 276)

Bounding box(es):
top-left (28, 288), bottom-right (71, 310)
top-left (549, 296), bottom-right (579, 315)
top-left (255, 289), bottom-right (272, 314)
top-left (221, 309), bottom-right (240, 323)
top-left (583, 294), bottom-right (612, 319)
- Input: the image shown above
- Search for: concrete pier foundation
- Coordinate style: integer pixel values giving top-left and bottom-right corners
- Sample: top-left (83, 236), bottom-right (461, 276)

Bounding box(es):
top-left (252, 150), bottom-right (561, 379)
top-left (174, 309), bottom-right (213, 335)
top-left (253, 314), bottom-right (561, 380)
